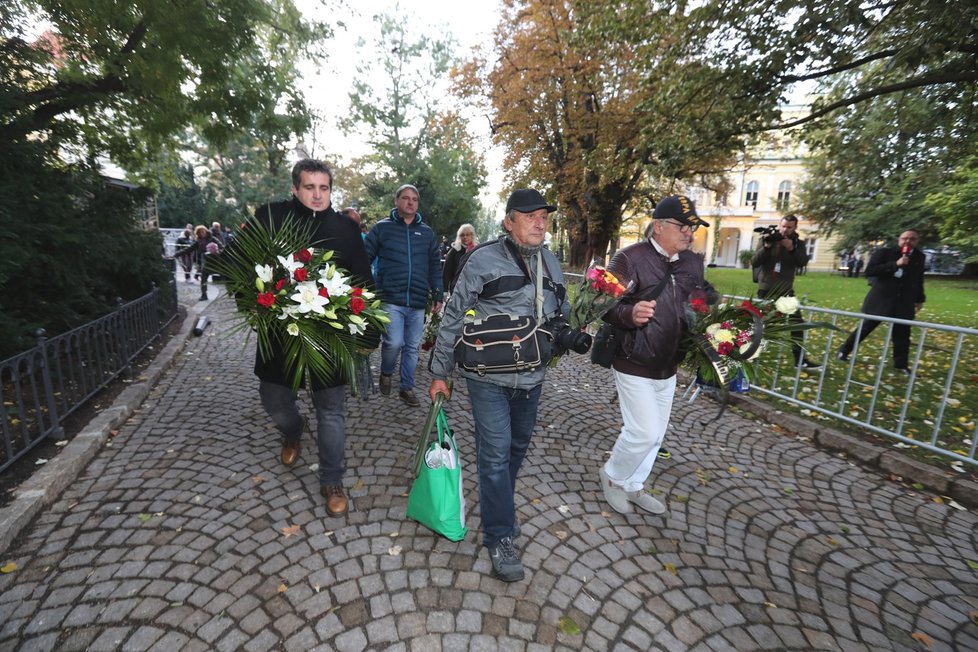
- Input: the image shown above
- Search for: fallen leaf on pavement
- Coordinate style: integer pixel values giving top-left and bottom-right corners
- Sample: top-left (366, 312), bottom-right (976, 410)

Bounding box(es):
top-left (252, 476), bottom-right (265, 484)
top-left (1, 562), bottom-right (17, 573)
top-left (558, 616), bottom-right (581, 635)
top-left (911, 632), bottom-right (933, 649)
top-left (277, 583), bottom-right (287, 593)
top-left (388, 546), bottom-right (402, 556)
top-left (557, 505), bottom-right (571, 515)
top-left (352, 478), bottom-right (364, 490)
top-left (663, 563), bottom-right (677, 575)
top-left (728, 466), bottom-right (739, 474)
top-left (282, 524), bottom-right (301, 537)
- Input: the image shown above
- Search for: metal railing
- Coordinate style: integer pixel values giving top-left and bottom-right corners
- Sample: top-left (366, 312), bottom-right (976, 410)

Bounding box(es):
top-left (0, 285), bottom-right (178, 474)
top-left (748, 303), bottom-right (978, 467)
top-left (565, 270), bottom-right (978, 467)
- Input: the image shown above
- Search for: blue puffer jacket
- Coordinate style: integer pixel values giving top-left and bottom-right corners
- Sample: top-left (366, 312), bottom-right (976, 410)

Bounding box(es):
top-left (364, 209), bottom-right (443, 309)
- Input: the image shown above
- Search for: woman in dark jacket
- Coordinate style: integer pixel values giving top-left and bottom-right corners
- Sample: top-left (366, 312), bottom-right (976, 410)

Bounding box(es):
top-left (442, 223), bottom-right (478, 296)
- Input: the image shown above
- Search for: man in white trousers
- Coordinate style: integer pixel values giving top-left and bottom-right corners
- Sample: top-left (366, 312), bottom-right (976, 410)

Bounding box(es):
top-left (597, 195), bottom-right (710, 514)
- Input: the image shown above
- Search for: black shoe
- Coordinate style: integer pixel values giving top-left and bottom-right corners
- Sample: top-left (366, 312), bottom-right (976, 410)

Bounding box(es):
top-left (799, 358), bottom-right (823, 370)
top-left (836, 351), bottom-right (849, 362)
top-left (399, 389), bottom-right (420, 407)
top-left (895, 367), bottom-right (911, 376)
top-left (488, 537), bottom-right (524, 582)
top-left (379, 374), bottom-right (392, 396)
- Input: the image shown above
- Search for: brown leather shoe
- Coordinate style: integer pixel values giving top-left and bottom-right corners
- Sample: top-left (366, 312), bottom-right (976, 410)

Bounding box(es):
top-left (281, 439), bottom-right (300, 466)
top-left (321, 485), bottom-right (349, 516)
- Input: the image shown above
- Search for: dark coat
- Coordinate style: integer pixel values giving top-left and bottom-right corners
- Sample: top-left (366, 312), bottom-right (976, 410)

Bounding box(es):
top-left (750, 235), bottom-right (809, 297)
top-left (363, 209), bottom-right (443, 309)
top-left (250, 197), bottom-right (372, 388)
top-left (604, 240), bottom-right (707, 379)
top-left (861, 245), bottom-right (926, 319)
top-left (442, 244), bottom-right (467, 293)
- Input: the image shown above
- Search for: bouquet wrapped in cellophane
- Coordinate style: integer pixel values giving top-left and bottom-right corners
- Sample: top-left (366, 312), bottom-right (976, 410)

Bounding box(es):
top-left (569, 265), bottom-right (629, 330)
top-left (213, 215), bottom-right (390, 390)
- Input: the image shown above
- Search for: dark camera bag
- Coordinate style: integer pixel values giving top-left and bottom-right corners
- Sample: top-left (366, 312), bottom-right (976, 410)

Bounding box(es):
top-left (589, 322), bottom-right (621, 368)
top-left (454, 314), bottom-right (552, 375)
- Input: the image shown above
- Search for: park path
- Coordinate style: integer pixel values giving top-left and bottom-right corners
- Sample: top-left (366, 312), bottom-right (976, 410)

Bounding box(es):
top-left (1, 288), bottom-right (977, 651)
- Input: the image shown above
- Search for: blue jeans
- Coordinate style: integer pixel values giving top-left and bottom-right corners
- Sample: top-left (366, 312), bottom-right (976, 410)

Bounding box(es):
top-left (259, 381), bottom-right (347, 485)
top-left (380, 303), bottom-right (425, 391)
top-left (466, 379), bottom-right (542, 548)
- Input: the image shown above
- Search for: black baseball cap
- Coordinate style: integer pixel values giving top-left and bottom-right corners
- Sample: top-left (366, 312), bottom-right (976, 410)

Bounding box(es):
top-left (505, 188), bottom-right (557, 213)
top-left (652, 195), bottom-right (710, 228)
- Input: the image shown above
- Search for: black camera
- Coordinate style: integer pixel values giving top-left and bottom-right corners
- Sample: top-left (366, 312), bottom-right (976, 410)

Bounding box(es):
top-left (545, 318), bottom-right (592, 356)
top-left (754, 225), bottom-right (782, 245)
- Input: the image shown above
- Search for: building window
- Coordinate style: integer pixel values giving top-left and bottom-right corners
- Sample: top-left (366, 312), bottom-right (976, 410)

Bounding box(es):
top-left (745, 180), bottom-right (758, 207)
top-left (777, 181), bottom-right (792, 210)
top-left (806, 237), bottom-right (817, 260)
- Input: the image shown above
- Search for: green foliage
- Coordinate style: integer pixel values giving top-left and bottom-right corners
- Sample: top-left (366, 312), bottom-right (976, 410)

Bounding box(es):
top-left (337, 11), bottom-right (485, 238)
top-left (700, 0), bottom-right (978, 253)
top-left (1, 0), bottom-right (327, 180)
top-left (926, 157), bottom-right (978, 263)
top-left (0, 140), bottom-right (172, 358)
top-left (795, 81), bottom-right (973, 249)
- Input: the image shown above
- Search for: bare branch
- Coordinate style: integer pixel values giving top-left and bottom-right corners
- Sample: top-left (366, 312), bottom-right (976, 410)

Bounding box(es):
top-left (752, 70), bottom-right (978, 132)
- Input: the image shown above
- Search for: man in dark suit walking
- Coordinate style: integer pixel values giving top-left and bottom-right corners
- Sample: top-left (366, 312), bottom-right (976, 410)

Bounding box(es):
top-left (837, 229), bottom-right (926, 374)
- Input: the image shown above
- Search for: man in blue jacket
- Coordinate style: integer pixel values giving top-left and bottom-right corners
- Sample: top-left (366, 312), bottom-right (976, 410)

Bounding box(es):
top-left (364, 184), bottom-right (443, 406)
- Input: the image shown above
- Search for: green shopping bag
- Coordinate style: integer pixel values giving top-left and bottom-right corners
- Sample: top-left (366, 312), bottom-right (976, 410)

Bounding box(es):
top-left (406, 399), bottom-right (468, 541)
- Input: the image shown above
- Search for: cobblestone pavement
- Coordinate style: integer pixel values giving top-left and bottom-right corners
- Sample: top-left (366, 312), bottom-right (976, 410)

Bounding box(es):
top-left (2, 291), bottom-right (978, 651)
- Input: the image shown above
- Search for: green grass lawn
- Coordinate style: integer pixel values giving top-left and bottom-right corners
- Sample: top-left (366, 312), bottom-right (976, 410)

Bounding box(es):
top-left (702, 268), bottom-right (978, 473)
top-left (704, 268), bottom-right (978, 327)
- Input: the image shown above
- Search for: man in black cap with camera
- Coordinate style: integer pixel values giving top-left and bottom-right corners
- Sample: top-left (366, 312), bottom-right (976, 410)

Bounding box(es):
top-left (598, 194), bottom-right (713, 517)
top-left (428, 188), bottom-right (573, 582)
top-left (750, 214), bottom-right (820, 369)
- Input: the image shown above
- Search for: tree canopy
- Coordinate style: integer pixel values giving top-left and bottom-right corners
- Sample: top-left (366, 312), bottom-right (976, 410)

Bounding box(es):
top-left (701, 0), bottom-right (978, 255)
top-left (1, 0), bottom-right (326, 179)
top-left (455, 0), bottom-right (772, 266)
top-left (335, 10), bottom-right (485, 237)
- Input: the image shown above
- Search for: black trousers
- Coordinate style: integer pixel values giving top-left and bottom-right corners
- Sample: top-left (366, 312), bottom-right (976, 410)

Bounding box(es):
top-left (840, 318), bottom-right (911, 369)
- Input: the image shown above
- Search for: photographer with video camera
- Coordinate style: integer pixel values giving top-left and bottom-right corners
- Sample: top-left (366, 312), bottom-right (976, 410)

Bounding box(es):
top-left (428, 188), bottom-right (580, 582)
top-left (750, 214), bottom-right (820, 369)
top-left (598, 195), bottom-right (712, 518)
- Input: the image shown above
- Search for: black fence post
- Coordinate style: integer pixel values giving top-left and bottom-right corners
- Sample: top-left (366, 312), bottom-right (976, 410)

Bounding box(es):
top-left (35, 328), bottom-right (64, 440)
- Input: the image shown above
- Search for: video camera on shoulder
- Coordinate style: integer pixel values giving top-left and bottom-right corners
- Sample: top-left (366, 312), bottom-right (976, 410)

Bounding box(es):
top-left (754, 224), bottom-right (793, 246)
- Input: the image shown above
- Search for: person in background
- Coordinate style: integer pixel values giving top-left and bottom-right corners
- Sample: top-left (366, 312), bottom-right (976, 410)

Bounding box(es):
top-left (598, 195), bottom-right (711, 517)
top-left (428, 188), bottom-right (569, 582)
top-left (175, 228), bottom-right (195, 282)
top-left (442, 223), bottom-right (478, 297)
top-left (209, 221), bottom-right (226, 248)
top-left (364, 184), bottom-right (443, 407)
top-left (837, 229), bottom-right (926, 375)
top-left (750, 214), bottom-right (820, 369)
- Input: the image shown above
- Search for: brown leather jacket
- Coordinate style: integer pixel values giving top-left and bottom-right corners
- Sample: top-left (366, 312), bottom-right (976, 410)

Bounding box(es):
top-left (603, 240), bottom-right (707, 379)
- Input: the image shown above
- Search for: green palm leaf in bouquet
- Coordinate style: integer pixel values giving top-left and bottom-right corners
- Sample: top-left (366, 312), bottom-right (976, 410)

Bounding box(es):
top-left (211, 213), bottom-right (390, 390)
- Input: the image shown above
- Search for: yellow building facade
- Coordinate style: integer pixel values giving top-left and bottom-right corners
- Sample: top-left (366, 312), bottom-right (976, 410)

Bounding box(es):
top-left (619, 105), bottom-right (843, 272)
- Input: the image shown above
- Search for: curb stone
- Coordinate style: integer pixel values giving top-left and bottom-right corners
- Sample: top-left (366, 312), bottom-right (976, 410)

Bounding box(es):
top-left (0, 296), bottom-right (215, 556)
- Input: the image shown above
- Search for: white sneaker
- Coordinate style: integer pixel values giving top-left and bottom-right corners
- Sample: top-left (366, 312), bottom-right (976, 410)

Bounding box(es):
top-left (626, 489), bottom-right (666, 515)
top-left (599, 466), bottom-right (632, 514)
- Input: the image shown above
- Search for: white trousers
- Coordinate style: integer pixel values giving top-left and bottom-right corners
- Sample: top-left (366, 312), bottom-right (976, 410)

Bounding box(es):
top-left (603, 370), bottom-right (676, 492)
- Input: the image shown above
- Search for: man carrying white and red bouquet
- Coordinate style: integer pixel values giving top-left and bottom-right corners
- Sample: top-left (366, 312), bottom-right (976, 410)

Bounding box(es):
top-left (248, 159), bottom-right (375, 517)
top-left (598, 195), bottom-right (711, 516)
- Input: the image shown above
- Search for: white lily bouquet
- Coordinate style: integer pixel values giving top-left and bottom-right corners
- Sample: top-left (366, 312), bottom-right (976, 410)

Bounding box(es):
top-left (214, 216), bottom-right (390, 389)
